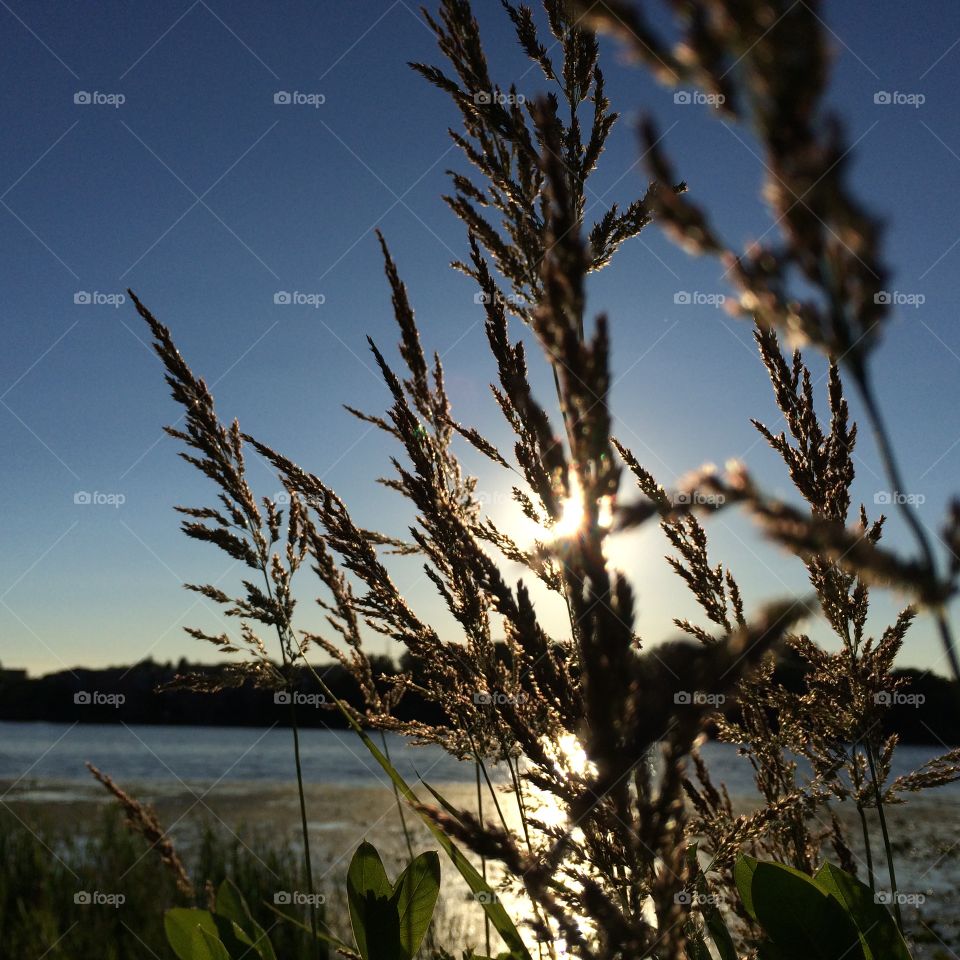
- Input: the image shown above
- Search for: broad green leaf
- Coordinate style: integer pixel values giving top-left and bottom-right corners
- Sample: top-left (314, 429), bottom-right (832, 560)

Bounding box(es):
top-left (306, 671), bottom-right (532, 960)
top-left (734, 855), bottom-right (760, 922)
top-left (391, 850), bottom-right (441, 959)
top-left (812, 863), bottom-right (911, 960)
top-left (215, 879), bottom-right (277, 960)
top-left (215, 879), bottom-right (251, 928)
top-left (347, 842), bottom-right (401, 960)
top-left (748, 859), bottom-right (867, 960)
top-left (199, 928), bottom-right (233, 960)
top-left (348, 842), bottom-right (393, 903)
top-left (165, 909), bottom-right (251, 960)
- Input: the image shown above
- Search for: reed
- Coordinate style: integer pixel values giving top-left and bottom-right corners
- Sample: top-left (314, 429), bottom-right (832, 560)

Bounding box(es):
top-left (123, 2), bottom-right (960, 957)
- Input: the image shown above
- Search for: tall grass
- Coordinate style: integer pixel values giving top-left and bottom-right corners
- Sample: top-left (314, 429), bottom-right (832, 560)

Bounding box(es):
top-left (109, 1), bottom-right (960, 957)
top-left (0, 809), bottom-right (314, 960)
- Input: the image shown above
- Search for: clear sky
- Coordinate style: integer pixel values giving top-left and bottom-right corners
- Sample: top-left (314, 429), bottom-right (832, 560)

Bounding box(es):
top-left (2, 0), bottom-right (960, 677)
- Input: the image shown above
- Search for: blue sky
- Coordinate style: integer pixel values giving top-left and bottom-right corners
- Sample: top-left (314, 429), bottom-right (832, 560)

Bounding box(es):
top-left (2, 0), bottom-right (960, 677)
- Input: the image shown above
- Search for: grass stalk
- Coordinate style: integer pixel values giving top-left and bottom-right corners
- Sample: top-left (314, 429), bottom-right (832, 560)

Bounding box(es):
top-left (476, 759), bottom-right (492, 959)
top-left (382, 730), bottom-right (416, 863)
top-left (865, 741), bottom-right (903, 931)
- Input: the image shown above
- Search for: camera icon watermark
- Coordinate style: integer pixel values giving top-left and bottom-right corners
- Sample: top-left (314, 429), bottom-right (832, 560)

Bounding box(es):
top-left (674, 890), bottom-right (719, 906)
top-left (873, 691), bottom-right (925, 707)
top-left (274, 691), bottom-right (326, 707)
top-left (470, 891), bottom-right (500, 904)
top-left (74, 691), bottom-right (125, 707)
top-left (74, 491), bottom-right (126, 508)
top-left (474, 489), bottom-right (511, 507)
top-left (874, 90), bottom-right (925, 108)
top-left (673, 90), bottom-right (725, 107)
top-left (873, 491), bottom-right (925, 507)
top-left (273, 91), bottom-right (326, 108)
top-left (274, 891), bottom-right (326, 906)
top-left (75, 890), bottom-right (125, 907)
top-left (74, 91), bottom-right (125, 108)
top-left (874, 290), bottom-right (924, 308)
top-left (473, 90), bottom-right (525, 106)
top-left (74, 291), bottom-right (126, 308)
top-left (674, 291), bottom-right (725, 307)
top-left (874, 891), bottom-right (925, 905)
top-left (672, 490), bottom-right (725, 507)
top-left (274, 291), bottom-right (325, 308)
top-left (473, 290), bottom-right (524, 307)
top-left (674, 691), bottom-right (725, 707)
top-left (473, 690), bottom-right (527, 706)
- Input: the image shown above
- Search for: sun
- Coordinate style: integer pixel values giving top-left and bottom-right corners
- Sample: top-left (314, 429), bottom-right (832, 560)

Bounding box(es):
top-left (547, 473), bottom-right (614, 542)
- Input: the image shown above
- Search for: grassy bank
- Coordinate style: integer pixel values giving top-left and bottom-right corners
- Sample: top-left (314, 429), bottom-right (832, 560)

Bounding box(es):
top-left (0, 807), bottom-right (318, 960)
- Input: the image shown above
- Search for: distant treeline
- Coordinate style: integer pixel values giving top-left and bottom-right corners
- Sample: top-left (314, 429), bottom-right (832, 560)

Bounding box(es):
top-left (0, 651), bottom-right (957, 744)
top-left (0, 655), bottom-right (444, 731)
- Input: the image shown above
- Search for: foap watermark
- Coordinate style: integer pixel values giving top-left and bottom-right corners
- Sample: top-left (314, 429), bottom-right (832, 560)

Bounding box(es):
top-left (674, 891), bottom-right (720, 906)
top-left (474, 90), bottom-right (526, 106)
top-left (74, 90), bottom-right (125, 108)
top-left (473, 690), bottom-right (527, 706)
top-left (874, 290), bottom-right (925, 308)
top-left (75, 891), bottom-right (125, 907)
top-left (673, 490), bottom-right (725, 507)
top-left (74, 491), bottom-right (125, 508)
top-left (674, 691), bottom-right (725, 707)
top-left (474, 290), bottom-right (525, 307)
top-left (275, 691), bottom-right (326, 707)
top-left (874, 90), bottom-right (925, 108)
top-left (674, 291), bottom-right (725, 308)
top-left (673, 90), bottom-right (725, 107)
top-left (474, 490), bottom-right (513, 508)
top-left (274, 290), bottom-right (325, 308)
top-left (274, 891), bottom-right (326, 906)
top-left (875, 891), bottom-right (926, 906)
top-left (874, 491), bottom-right (925, 506)
top-left (274, 91), bottom-right (326, 108)
top-left (74, 291), bottom-right (125, 308)
top-left (470, 891), bottom-right (500, 904)
top-left (874, 691), bottom-right (925, 707)
top-left (74, 691), bottom-right (126, 707)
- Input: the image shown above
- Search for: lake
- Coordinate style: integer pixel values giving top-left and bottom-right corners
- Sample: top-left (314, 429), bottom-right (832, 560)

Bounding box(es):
top-left (2, 721), bottom-right (957, 956)
top-left (1, 721), bottom-right (957, 798)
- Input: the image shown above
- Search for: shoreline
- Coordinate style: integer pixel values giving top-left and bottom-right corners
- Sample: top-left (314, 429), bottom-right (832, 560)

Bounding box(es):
top-left (3, 777), bottom-right (957, 955)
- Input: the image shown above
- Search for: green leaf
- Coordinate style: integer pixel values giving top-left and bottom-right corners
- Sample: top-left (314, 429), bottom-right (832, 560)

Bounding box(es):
top-left (165, 909), bottom-right (251, 960)
top-left (391, 850), bottom-right (441, 959)
top-left (199, 928), bottom-right (233, 960)
top-left (347, 842), bottom-right (402, 960)
top-left (734, 855), bottom-right (760, 922)
top-left (421, 780), bottom-right (468, 824)
top-left (686, 844), bottom-right (736, 960)
top-left (812, 863), bottom-right (911, 960)
top-left (215, 880), bottom-right (277, 960)
top-left (214, 880), bottom-right (250, 928)
top-left (699, 890), bottom-right (736, 960)
top-left (744, 859), bottom-right (867, 960)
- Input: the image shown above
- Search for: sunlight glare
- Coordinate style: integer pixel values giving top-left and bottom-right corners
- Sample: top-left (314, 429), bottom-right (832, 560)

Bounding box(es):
top-left (549, 474), bottom-right (614, 542)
